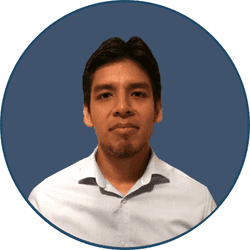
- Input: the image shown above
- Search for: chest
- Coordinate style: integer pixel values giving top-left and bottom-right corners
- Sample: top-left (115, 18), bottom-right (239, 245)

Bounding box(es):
top-left (48, 185), bottom-right (205, 247)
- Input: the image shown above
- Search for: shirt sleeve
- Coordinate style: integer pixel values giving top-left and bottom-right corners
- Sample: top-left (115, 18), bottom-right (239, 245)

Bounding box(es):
top-left (28, 187), bottom-right (41, 211)
top-left (28, 185), bottom-right (48, 215)
top-left (203, 188), bottom-right (217, 219)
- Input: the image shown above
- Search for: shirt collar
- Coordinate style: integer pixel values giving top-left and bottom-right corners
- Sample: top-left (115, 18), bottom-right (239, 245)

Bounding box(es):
top-left (140, 149), bottom-right (170, 185)
top-left (77, 147), bottom-right (107, 188)
top-left (77, 147), bottom-right (169, 187)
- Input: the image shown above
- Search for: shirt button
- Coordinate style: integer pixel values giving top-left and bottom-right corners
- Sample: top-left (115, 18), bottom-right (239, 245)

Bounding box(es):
top-left (122, 199), bottom-right (127, 204)
top-left (121, 239), bottom-right (126, 246)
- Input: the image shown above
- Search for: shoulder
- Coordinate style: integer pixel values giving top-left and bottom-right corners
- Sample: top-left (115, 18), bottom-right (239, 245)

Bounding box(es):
top-left (155, 155), bottom-right (210, 198)
top-left (158, 158), bottom-right (217, 217)
top-left (28, 156), bottom-right (90, 204)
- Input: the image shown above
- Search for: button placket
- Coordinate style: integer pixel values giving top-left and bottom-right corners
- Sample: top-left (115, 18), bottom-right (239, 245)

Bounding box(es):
top-left (117, 197), bottom-right (130, 247)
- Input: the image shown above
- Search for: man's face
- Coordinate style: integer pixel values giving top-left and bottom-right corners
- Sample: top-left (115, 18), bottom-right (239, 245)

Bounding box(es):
top-left (84, 58), bottom-right (162, 158)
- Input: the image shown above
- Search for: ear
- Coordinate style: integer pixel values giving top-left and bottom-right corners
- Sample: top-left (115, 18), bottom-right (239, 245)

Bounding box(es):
top-left (83, 105), bottom-right (94, 127)
top-left (154, 100), bottom-right (163, 123)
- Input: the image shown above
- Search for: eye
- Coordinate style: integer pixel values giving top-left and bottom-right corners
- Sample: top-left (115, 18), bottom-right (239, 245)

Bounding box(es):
top-left (132, 91), bottom-right (145, 97)
top-left (99, 93), bottom-right (112, 99)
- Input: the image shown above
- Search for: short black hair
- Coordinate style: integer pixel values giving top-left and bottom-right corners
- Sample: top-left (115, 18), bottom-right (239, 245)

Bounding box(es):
top-left (82, 36), bottom-right (161, 112)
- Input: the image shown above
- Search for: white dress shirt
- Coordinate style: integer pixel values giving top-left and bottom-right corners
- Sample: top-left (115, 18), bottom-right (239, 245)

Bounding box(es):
top-left (28, 147), bottom-right (216, 247)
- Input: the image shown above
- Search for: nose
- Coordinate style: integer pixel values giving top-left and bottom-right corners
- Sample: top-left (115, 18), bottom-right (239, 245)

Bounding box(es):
top-left (113, 94), bottom-right (134, 118)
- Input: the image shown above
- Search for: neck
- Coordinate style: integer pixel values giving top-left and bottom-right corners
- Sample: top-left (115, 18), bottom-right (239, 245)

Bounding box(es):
top-left (96, 144), bottom-right (151, 187)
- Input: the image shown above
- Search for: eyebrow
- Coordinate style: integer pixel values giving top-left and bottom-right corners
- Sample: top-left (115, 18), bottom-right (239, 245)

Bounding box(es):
top-left (93, 82), bottom-right (151, 93)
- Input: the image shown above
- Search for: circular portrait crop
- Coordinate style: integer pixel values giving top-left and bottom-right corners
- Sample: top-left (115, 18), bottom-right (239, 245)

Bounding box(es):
top-left (1, 1), bottom-right (249, 249)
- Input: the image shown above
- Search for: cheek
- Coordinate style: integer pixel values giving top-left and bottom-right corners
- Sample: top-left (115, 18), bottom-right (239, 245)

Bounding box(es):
top-left (139, 109), bottom-right (155, 131)
top-left (140, 106), bottom-right (155, 121)
top-left (91, 99), bottom-right (112, 116)
top-left (90, 106), bottom-right (110, 130)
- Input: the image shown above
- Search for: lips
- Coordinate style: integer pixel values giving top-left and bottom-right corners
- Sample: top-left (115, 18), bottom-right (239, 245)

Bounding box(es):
top-left (109, 123), bottom-right (139, 131)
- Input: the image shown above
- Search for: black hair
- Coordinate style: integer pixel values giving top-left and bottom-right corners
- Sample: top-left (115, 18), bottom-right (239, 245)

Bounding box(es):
top-left (82, 36), bottom-right (161, 112)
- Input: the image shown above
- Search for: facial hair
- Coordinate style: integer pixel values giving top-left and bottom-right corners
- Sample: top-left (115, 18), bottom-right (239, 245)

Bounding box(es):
top-left (96, 124), bottom-right (154, 159)
top-left (100, 140), bottom-right (148, 159)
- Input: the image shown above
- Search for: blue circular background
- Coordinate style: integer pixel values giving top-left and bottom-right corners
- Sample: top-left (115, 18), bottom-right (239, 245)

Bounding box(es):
top-left (1, 1), bottom-right (249, 247)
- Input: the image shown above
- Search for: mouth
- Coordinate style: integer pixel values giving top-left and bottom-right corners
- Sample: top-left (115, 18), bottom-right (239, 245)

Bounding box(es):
top-left (109, 123), bottom-right (139, 131)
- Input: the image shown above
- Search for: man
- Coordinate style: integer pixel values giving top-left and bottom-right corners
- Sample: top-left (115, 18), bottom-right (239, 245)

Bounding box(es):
top-left (29, 37), bottom-right (216, 247)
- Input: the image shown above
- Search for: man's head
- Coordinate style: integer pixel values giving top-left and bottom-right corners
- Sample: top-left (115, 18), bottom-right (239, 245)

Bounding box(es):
top-left (82, 37), bottom-right (161, 112)
top-left (82, 37), bottom-right (162, 158)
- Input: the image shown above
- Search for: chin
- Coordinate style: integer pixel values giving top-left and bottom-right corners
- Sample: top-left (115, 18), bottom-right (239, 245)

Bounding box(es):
top-left (101, 141), bottom-right (146, 159)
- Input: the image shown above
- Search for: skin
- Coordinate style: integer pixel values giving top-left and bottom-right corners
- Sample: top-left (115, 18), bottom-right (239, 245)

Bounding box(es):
top-left (84, 58), bottom-right (162, 196)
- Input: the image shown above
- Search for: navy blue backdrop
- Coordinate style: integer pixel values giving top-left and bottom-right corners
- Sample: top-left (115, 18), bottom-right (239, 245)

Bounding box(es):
top-left (1, 1), bottom-right (249, 208)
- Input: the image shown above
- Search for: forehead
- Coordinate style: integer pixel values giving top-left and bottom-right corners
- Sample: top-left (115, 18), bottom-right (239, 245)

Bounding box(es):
top-left (91, 59), bottom-right (152, 90)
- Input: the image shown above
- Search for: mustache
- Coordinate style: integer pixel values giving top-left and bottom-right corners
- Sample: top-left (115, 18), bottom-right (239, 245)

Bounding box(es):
top-left (109, 123), bottom-right (139, 131)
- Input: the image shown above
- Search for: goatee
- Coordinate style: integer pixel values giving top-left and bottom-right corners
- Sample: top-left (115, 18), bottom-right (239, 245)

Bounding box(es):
top-left (100, 142), bottom-right (145, 159)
